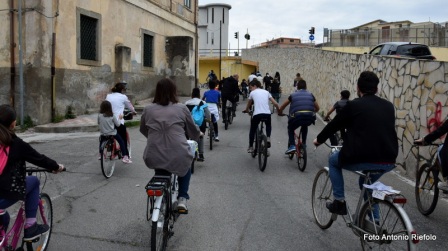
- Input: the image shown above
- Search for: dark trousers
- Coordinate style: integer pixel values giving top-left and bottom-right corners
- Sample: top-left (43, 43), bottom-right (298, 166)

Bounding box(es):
top-left (249, 114), bottom-right (271, 147)
top-left (116, 124), bottom-right (129, 155)
top-left (221, 95), bottom-right (237, 120)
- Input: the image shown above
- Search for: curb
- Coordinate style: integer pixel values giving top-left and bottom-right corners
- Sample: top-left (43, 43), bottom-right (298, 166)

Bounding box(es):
top-left (34, 124), bottom-right (99, 133)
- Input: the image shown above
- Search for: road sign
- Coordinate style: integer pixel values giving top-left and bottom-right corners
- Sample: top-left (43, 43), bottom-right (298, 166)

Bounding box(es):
top-left (309, 35), bottom-right (314, 41)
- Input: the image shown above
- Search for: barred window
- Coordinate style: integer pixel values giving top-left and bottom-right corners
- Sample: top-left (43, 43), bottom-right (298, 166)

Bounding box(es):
top-left (184, 0), bottom-right (191, 9)
top-left (143, 33), bottom-right (153, 68)
top-left (80, 15), bottom-right (98, 61)
top-left (76, 8), bottom-right (101, 66)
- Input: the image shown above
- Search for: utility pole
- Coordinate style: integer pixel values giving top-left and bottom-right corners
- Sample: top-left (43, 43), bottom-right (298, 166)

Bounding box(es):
top-left (219, 20), bottom-right (222, 80)
top-left (18, 0), bottom-right (24, 126)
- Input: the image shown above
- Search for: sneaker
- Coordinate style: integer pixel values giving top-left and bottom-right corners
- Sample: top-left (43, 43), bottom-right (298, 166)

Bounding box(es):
top-left (122, 156), bottom-right (132, 164)
top-left (247, 147), bottom-right (254, 153)
top-left (197, 154), bottom-right (205, 162)
top-left (267, 137), bottom-right (271, 148)
top-left (23, 223), bottom-right (50, 241)
top-left (214, 137), bottom-right (220, 142)
top-left (285, 145), bottom-right (296, 154)
top-left (438, 180), bottom-right (448, 191)
top-left (326, 200), bottom-right (347, 215)
top-left (177, 197), bottom-right (188, 213)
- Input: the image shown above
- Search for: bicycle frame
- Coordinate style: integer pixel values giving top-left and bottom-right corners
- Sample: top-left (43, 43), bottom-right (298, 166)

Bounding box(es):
top-left (1, 170), bottom-right (53, 251)
top-left (146, 175), bottom-right (179, 223)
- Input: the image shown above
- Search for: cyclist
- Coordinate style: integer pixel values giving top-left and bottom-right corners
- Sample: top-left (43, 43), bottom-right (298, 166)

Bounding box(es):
top-left (324, 90), bottom-right (351, 146)
top-left (270, 78), bottom-right (281, 104)
top-left (185, 88), bottom-right (211, 162)
top-left (97, 100), bottom-right (130, 163)
top-left (140, 78), bottom-right (201, 212)
top-left (240, 79), bottom-right (249, 98)
top-left (202, 80), bottom-right (221, 142)
top-left (221, 74), bottom-right (240, 120)
top-left (278, 79), bottom-right (319, 154)
top-left (415, 120), bottom-right (448, 191)
top-left (0, 104), bottom-right (64, 241)
top-left (106, 82), bottom-right (136, 163)
top-left (242, 79), bottom-right (280, 154)
top-left (313, 71), bottom-right (398, 215)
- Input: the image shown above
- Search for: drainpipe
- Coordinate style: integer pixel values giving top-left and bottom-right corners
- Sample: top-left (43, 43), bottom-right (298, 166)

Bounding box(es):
top-left (18, 0), bottom-right (24, 126)
top-left (9, 0), bottom-right (15, 107)
top-left (51, 33), bottom-right (56, 121)
top-left (194, 0), bottom-right (198, 87)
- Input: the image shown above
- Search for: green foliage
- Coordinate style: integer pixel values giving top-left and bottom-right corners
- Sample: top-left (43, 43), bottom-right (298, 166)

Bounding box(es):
top-left (65, 105), bottom-right (76, 119)
top-left (52, 114), bottom-right (65, 123)
top-left (124, 120), bottom-right (140, 127)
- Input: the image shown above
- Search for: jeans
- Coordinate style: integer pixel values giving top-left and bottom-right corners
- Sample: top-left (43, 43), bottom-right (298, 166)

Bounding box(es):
top-left (116, 124), bottom-right (129, 155)
top-left (155, 168), bottom-right (191, 200)
top-left (287, 117), bottom-right (312, 147)
top-left (0, 176), bottom-right (40, 218)
top-left (271, 93), bottom-right (280, 103)
top-left (249, 114), bottom-right (271, 147)
top-left (329, 151), bottom-right (395, 200)
top-left (221, 95), bottom-right (237, 120)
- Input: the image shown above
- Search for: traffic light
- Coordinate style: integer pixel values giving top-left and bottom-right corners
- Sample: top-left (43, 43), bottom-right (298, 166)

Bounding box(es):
top-left (234, 32), bottom-right (238, 39)
top-left (309, 27), bottom-right (315, 35)
top-left (244, 33), bottom-right (250, 40)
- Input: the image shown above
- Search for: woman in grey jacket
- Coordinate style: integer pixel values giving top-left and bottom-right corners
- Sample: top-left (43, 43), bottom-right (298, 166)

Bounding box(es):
top-left (140, 78), bottom-right (201, 212)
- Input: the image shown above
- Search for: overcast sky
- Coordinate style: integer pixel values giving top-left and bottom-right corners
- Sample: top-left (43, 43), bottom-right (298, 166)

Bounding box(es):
top-left (198, 0), bottom-right (447, 48)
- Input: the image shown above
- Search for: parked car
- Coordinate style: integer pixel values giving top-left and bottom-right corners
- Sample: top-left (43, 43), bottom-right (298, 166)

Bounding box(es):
top-left (366, 42), bottom-right (436, 60)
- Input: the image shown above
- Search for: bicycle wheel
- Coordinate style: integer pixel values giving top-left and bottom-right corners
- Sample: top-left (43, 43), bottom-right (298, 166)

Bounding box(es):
top-left (151, 194), bottom-right (169, 251)
top-left (126, 130), bottom-right (132, 159)
top-left (359, 200), bottom-right (413, 250)
top-left (100, 140), bottom-right (116, 179)
top-left (228, 107), bottom-right (234, 124)
top-left (209, 125), bottom-right (214, 151)
top-left (258, 134), bottom-right (268, 172)
top-left (415, 163), bottom-right (439, 215)
top-left (311, 168), bottom-right (334, 229)
top-left (26, 193), bottom-right (53, 251)
top-left (296, 144), bottom-right (307, 172)
top-left (224, 112), bottom-right (229, 130)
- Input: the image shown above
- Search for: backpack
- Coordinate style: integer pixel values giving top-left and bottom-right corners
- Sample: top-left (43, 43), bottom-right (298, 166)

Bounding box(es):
top-left (188, 101), bottom-right (207, 126)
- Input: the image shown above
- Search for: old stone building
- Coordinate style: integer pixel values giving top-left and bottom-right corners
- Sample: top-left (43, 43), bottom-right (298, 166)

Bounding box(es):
top-left (0, 0), bottom-right (198, 125)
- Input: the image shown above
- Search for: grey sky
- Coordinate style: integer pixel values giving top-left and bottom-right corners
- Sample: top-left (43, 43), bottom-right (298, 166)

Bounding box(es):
top-left (199, 0), bottom-right (447, 48)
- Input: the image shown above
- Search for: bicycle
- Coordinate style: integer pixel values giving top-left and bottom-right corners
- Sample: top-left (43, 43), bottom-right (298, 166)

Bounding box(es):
top-left (312, 144), bottom-right (418, 250)
top-left (0, 167), bottom-right (65, 251)
top-left (188, 140), bottom-right (199, 174)
top-left (287, 126), bottom-right (307, 172)
top-left (207, 118), bottom-right (215, 151)
top-left (244, 110), bottom-right (269, 172)
top-left (241, 87), bottom-right (248, 101)
top-left (145, 172), bottom-right (185, 251)
top-left (413, 141), bottom-right (445, 216)
top-left (223, 100), bottom-right (234, 130)
top-left (98, 129), bottom-right (131, 178)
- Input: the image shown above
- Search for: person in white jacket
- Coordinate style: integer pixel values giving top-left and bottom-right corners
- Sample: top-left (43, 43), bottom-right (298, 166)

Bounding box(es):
top-left (106, 82), bottom-right (136, 162)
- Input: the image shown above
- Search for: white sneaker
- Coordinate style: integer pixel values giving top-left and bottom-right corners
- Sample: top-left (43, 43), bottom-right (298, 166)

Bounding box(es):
top-left (122, 156), bottom-right (132, 164)
top-left (214, 137), bottom-right (220, 142)
top-left (177, 197), bottom-right (188, 213)
top-left (438, 180), bottom-right (448, 191)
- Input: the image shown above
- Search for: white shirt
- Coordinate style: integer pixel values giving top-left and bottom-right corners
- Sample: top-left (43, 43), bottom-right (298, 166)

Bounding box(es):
top-left (249, 88), bottom-right (272, 116)
top-left (248, 74), bottom-right (257, 83)
top-left (106, 92), bottom-right (135, 125)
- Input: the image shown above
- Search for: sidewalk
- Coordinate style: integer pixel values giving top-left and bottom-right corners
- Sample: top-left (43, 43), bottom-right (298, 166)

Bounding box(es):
top-left (32, 96), bottom-right (192, 133)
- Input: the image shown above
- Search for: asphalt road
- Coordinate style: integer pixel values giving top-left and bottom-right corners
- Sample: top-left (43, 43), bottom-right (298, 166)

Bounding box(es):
top-left (19, 97), bottom-right (448, 251)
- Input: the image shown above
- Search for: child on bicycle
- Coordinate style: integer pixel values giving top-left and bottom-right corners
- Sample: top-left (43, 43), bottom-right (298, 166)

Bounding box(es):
top-left (202, 80), bottom-right (221, 142)
top-left (98, 100), bottom-right (131, 164)
top-left (415, 119), bottom-right (448, 191)
top-left (0, 104), bottom-right (64, 241)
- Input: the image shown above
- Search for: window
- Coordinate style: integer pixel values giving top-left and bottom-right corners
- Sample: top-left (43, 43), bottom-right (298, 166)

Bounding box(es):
top-left (142, 32), bottom-right (154, 68)
top-left (77, 8), bottom-right (101, 66)
top-left (184, 0), bottom-right (191, 9)
top-left (212, 8), bottom-right (214, 23)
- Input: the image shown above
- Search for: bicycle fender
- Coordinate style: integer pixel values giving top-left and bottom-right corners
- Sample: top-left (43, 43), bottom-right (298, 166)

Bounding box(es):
top-left (151, 195), bottom-right (163, 222)
top-left (394, 204), bottom-right (417, 250)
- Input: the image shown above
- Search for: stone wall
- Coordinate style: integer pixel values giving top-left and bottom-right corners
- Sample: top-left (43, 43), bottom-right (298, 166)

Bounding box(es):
top-left (243, 47), bottom-right (448, 176)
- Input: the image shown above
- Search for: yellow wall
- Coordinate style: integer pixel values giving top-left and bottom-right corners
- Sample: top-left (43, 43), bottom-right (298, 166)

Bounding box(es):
top-left (199, 57), bottom-right (258, 84)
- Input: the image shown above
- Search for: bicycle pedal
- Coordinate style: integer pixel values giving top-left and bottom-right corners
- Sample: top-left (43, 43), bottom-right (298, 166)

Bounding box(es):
top-left (177, 209), bottom-right (189, 215)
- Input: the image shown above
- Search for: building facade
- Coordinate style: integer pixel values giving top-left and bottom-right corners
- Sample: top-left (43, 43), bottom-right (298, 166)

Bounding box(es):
top-left (198, 3), bottom-right (231, 57)
top-left (0, 0), bottom-right (198, 125)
